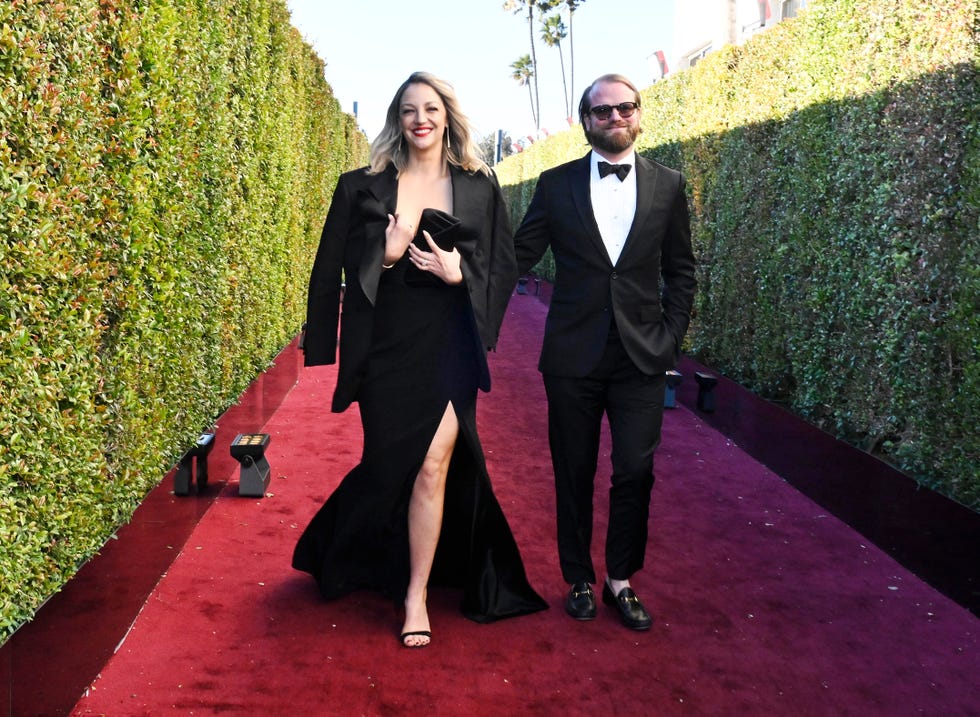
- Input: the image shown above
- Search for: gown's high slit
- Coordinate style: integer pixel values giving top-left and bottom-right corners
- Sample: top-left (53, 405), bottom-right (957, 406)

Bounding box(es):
top-left (292, 240), bottom-right (547, 623)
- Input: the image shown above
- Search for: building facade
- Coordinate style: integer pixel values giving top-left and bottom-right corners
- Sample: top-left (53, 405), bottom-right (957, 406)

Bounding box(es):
top-left (649, 0), bottom-right (808, 80)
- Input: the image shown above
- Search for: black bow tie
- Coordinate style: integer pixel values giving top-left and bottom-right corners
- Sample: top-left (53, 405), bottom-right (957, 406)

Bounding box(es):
top-left (598, 161), bottom-right (631, 181)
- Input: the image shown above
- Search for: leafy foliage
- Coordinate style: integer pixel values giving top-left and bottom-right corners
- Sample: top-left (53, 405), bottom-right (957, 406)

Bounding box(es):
top-left (0, 0), bottom-right (368, 642)
top-left (498, 0), bottom-right (978, 509)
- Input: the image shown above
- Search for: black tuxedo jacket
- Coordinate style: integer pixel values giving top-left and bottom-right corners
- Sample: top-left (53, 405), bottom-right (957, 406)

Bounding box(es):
top-left (514, 152), bottom-right (696, 377)
top-left (303, 164), bottom-right (517, 412)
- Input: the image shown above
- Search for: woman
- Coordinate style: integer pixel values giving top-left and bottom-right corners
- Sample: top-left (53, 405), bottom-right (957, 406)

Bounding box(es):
top-left (293, 72), bottom-right (547, 648)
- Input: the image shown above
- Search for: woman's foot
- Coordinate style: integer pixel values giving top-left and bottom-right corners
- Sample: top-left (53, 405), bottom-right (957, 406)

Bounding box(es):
top-left (400, 630), bottom-right (431, 648)
top-left (401, 592), bottom-right (431, 648)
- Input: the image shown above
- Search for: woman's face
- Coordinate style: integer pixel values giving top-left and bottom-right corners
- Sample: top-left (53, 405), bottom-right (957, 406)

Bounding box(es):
top-left (399, 82), bottom-right (446, 154)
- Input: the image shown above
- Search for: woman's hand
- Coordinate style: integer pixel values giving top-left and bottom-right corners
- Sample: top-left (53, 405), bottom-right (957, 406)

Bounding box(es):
top-left (407, 231), bottom-right (463, 285)
top-left (384, 213), bottom-right (415, 266)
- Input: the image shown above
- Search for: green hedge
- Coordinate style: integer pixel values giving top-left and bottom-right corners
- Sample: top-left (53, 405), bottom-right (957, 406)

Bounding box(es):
top-left (498, 0), bottom-right (978, 509)
top-left (0, 0), bottom-right (368, 641)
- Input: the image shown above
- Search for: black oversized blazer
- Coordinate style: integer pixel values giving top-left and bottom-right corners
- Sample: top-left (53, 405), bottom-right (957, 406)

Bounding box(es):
top-left (303, 163), bottom-right (518, 412)
top-left (513, 152), bottom-right (697, 378)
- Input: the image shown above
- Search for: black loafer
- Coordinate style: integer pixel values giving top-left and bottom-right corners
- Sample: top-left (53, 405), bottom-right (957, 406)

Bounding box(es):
top-left (565, 581), bottom-right (597, 620)
top-left (602, 580), bottom-right (652, 631)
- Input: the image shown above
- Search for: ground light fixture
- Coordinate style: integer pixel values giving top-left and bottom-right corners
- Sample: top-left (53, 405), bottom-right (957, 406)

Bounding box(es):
top-left (174, 432), bottom-right (215, 496)
top-left (231, 433), bottom-right (272, 497)
top-left (664, 370), bottom-right (683, 408)
top-left (695, 372), bottom-right (718, 412)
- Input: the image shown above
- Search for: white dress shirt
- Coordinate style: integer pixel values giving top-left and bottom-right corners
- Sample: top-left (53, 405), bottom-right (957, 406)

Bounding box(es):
top-left (590, 150), bottom-right (637, 266)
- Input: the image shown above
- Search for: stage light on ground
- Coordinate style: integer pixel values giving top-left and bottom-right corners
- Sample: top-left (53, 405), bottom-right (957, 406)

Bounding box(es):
top-left (664, 370), bottom-right (683, 408)
top-left (515, 276), bottom-right (542, 296)
top-left (174, 432), bottom-right (215, 496)
top-left (695, 372), bottom-right (718, 412)
top-left (231, 433), bottom-right (271, 497)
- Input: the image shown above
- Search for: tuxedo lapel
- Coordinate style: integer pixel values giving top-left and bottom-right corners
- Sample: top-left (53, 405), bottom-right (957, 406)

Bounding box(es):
top-left (567, 154), bottom-right (609, 263)
top-left (364, 163), bottom-right (398, 209)
top-left (359, 165), bottom-right (397, 305)
top-left (618, 156), bottom-right (659, 265)
top-left (450, 165), bottom-right (483, 227)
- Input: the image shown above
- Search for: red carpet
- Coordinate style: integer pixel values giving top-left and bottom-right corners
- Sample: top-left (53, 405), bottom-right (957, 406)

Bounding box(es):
top-left (69, 294), bottom-right (978, 716)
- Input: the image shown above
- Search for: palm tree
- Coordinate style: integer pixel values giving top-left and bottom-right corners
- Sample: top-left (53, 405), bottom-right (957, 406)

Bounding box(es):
top-left (510, 54), bottom-right (537, 130)
top-left (503, 0), bottom-right (554, 131)
top-left (541, 14), bottom-right (571, 120)
top-left (564, 0), bottom-right (586, 118)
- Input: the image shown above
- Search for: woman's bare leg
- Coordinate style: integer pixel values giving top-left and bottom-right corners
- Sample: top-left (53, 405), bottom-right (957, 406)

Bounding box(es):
top-left (402, 403), bottom-right (458, 647)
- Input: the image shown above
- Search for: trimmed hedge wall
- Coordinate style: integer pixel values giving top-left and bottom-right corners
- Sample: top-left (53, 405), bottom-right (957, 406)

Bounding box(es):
top-left (498, 0), bottom-right (978, 509)
top-left (0, 0), bottom-right (368, 640)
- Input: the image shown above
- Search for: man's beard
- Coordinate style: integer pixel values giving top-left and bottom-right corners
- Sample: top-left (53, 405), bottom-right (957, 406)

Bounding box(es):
top-left (585, 123), bottom-right (640, 154)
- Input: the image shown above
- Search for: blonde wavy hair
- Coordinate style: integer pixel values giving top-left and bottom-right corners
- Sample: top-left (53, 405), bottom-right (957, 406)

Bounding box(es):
top-left (368, 71), bottom-right (490, 176)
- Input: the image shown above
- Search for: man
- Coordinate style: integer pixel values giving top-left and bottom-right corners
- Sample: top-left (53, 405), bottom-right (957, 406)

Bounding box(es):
top-left (513, 74), bottom-right (696, 631)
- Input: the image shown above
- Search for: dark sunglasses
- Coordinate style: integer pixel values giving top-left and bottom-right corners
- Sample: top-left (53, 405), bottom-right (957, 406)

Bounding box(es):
top-left (587, 102), bottom-right (640, 121)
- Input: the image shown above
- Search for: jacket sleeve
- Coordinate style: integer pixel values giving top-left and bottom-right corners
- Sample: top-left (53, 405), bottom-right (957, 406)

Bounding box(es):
top-left (513, 171), bottom-right (553, 277)
top-left (485, 171), bottom-right (518, 349)
top-left (303, 174), bottom-right (352, 366)
top-left (659, 174), bottom-right (697, 346)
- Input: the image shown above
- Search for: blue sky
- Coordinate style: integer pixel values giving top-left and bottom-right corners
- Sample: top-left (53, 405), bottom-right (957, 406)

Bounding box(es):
top-left (285, 0), bottom-right (674, 142)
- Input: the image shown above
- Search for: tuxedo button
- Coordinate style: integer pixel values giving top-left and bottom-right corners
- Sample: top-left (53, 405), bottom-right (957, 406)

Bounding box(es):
top-left (611, 272), bottom-right (619, 279)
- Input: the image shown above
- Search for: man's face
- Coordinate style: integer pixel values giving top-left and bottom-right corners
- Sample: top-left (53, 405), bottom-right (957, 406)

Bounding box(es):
top-left (583, 81), bottom-right (641, 155)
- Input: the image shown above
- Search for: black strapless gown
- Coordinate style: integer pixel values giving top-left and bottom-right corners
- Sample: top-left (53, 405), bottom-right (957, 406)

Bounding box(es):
top-left (292, 237), bottom-right (547, 623)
